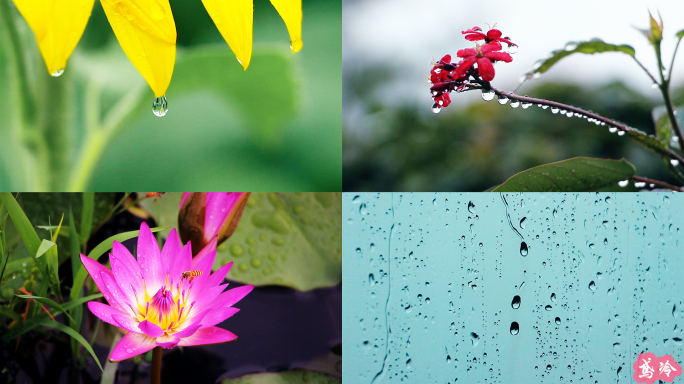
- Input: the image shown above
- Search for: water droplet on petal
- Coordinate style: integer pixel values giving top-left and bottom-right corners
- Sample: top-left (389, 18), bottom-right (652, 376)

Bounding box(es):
top-left (432, 103), bottom-right (441, 113)
top-left (482, 89), bottom-right (495, 101)
top-left (507, 44), bottom-right (518, 54)
top-left (290, 39), bottom-right (303, 53)
top-left (510, 322), bottom-right (519, 335)
top-left (497, 94), bottom-right (509, 105)
top-left (152, 95), bottom-right (168, 117)
top-left (51, 69), bottom-right (65, 77)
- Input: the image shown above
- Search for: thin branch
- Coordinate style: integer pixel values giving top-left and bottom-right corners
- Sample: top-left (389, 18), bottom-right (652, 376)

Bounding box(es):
top-left (667, 37), bottom-right (682, 83)
top-left (631, 175), bottom-right (683, 191)
top-left (632, 56), bottom-right (660, 85)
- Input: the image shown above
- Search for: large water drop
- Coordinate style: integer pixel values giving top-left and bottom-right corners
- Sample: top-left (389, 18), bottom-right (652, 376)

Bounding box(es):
top-left (510, 100), bottom-right (520, 108)
top-left (51, 69), bottom-right (65, 77)
top-left (588, 281), bottom-right (596, 291)
top-left (152, 95), bottom-right (168, 117)
top-left (520, 242), bottom-right (528, 256)
top-left (482, 89), bottom-right (495, 101)
top-left (510, 322), bottom-right (519, 335)
top-left (555, 317), bottom-right (561, 325)
top-left (511, 295), bottom-right (521, 309)
top-left (498, 94), bottom-right (509, 105)
top-left (432, 103), bottom-right (442, 114)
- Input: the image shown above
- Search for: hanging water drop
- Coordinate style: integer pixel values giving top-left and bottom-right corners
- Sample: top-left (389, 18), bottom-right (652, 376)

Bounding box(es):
top-left (511, 295), bottom-right (521, 309)
top-left (508, 44), bottom-right (518, 54)
top-left (369, 273), bottom-right (375, 286)
top-left (482, 89), bottom-right (495, 101)
top-left (545, 305), bottom-right (552, 311)
top-left (551, 293), bottom-right (556, 302)
top-left (634, 182), bottom-right (646, 188)
top-left (565, 43), bottom-right (577, 51)
top-left (555, 317), bottom-right (561, 325)
top-left (560, 109), bottom-right (567, 115)
top-left (618, 179), bottom-right (629, 187)
top-left (671, 159), bottom-right (680, 166)
top-left (152, 95), bottom-right (168, 117)
top-left (588, 281), bottom-right (596, 291)
top-left (608, 127), bottom-right (618, 133)
top-left (510, 100), bottom-right (520, 108)
top-left (432, 103), bottom-right (442, 113)
top-left (51, 69), bottom-right (65, 77)
top-left (510, 322), bottom-right (519, 335)
top-left (541, 105), bottom-right (548, 109)
top-left (498, 94), bottom-right (509, 105)
top-left (467, 201), bottom-right (476, 214)
top-left (521, 101), bottom-right (532, 109)
top-left (520, 242), bottom-right (528, 256)
top-left (566, 112), bottom-right (573, 118)
top-left (617, 130), bottom-right (625, 136)
top-left (520, 217), bottom-right (526, 229)
top-left (551, 107), bottom-right (559, 114)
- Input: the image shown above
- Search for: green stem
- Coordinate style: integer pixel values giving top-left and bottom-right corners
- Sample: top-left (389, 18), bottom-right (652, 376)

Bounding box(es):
top-left (40, 71), bottom-right (73, 190)
top-left (150, 346), bottom-right (162, 384)
top-left (655, 42), bottom-right (684, 153)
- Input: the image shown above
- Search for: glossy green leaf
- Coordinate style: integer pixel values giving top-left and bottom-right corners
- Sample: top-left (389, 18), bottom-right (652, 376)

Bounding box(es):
top-left (140, 193), bottom-right (342, 291)
top-left (69, 209), bottom-right (80, 279)
top-left (70, 227), bottom-right (169, 302)
top-left (521, 40), bottom-right (635, 84)
top-left (0, 193), bottom-right (43, 270)
top-left (35, 239), bottom-right (55, 258)
top-left (170, 48), bottom-right (298, 144)
top-left (80, 192), bottom-right (94, 246)
top-left (220, 370), bottom-right (341, 384)
top-left (677, 29), bottom-right (684, 40)
top-left (42, 320), bottom-right (103, 371)
top-left (1, 293), bottom-right (102, 342)
top-left (492, 157), bottom-right (636, 192)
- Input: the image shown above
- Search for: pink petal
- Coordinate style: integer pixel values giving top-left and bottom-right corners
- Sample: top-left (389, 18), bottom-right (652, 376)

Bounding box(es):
top-left (480, 42), bottom-right (503, 53)
top-left (177, 326), bottom-right (237, 347)
top-left (191, 284), bottom-right (228, 311)
top-left (187, 250), bottom-right (216, 299)
top-left (477, 57), bottom-right (495, 81)
top-left (168, 242), bottom-right (192, 284)
top-left (110, 332), bottom-right (157, 362)
top-left (109, 252), bottom-right (141, 306)
top-left (138, 320), bottom-right (165, 338)
top-left (80, 255), bottom-right (121, 311)
top-left (160, 229), bottom-right (181, 267)
top-left (100, 272), bottom-right (133, 315)
top-left (200, 307), bottom-right (240, 328)
top-left (156, 334), bottom-right (180, 349)
top-left (87, 301), bottom-right (129, 327)
top-left (204, 262), bottom-right (233, 288)
top-left (136, 222), bottom-right (165, 290)
top-left (111, 242), bottom-right (142, 282)
top-left (112, 313), bottom-right (142, 333)
top-left (204, 193), bottom-right (233, 241)
top-left (487, 29), bottom-right (502, 40)
top-left (179, 193), bottom-right (192, 209)
top-left (172, 323), bottom-right (201, 338)
top-left (212, 285), bottom-right (254, 308)
top-left (191, 237), bottom-right (217, 269)
top-left (456, 48), bottom-right (477, 58)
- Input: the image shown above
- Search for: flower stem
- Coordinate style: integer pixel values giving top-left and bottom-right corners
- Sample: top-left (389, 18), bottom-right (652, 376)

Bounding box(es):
top-left (654, 43), bottom-right (684, 153)
top-left (467, 83), bottom-right (684, 168)
top-left (150, 346), bottom-right (162, 384)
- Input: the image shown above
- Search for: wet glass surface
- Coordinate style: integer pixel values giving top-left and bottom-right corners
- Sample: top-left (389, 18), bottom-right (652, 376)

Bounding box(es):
top-left (343, 193), bottom-right (683, 383)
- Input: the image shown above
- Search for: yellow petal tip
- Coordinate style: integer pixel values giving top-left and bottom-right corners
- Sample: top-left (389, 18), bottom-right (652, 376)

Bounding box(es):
top-left (290, 39), bottom-right (303, 53)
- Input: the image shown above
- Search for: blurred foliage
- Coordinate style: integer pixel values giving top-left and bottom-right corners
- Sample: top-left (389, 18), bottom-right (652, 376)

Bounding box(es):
top-left (344, 69), bottom-right (683, 191)
top-left (221, 370), bottom-right (341, 384)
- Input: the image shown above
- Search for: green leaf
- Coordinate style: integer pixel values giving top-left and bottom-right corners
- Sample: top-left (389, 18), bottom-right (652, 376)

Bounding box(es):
top-left (1, 293), bottom-right (102, 342)
top-left (491, 157), bottom-right (636, 192)
top-left (171, 47), bottom-right (298, 144)
top-left (651, 106), bottom-right (684, 149)
top-left (0, 193), bottom-right (44, 270)
top-left (16, 294), bottom-right (76, 325)
top-left (677, 29), bottom-right (684, 40)
top-left (520, 40), bottom-right (635, 84)
top-left (42, 320), bottom-right (103, 372)
top-left (35, 239), bottom-right (56, 258)
top-left (69, 209), bottom-right (80, 279)
top-left (140, 193), bottom-right (342, 291)
top-left (80, 192), bottom-right (94, 246)
top-left (220, 370), bottom-right (341, 384)
top-left (70, 226), bottom-right (169, 302)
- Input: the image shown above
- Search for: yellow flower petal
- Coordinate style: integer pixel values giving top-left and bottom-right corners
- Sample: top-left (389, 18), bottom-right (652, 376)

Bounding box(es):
top-left (12, 0), bottom-right (95, 76)
top-left (269, 0), bottom-right (302, 53)
top-left (201, 0), bottom-right (252, 70)
top-left (100, 0), bottom-right (176, 97)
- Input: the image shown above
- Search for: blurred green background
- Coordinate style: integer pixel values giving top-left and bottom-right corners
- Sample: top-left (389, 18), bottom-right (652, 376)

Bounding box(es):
top-left (0, 0), bottom-right (340, 191)
top-left (343, 74), bottom-right (684, 191)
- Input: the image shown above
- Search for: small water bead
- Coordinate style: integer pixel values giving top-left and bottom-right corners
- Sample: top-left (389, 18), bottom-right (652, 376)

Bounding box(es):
top-left (520, 242), bottom-right (528, 256)
top-left (634, 182), bottom-right (646, 188)
top-left (618, 180), bottom-right (629, 187)
top-left (511, 295), bottom-right (521, 309)
top-left (507, 44), bottom-right (518, 54)
top-left (617, 130), bottom-right (625, 136)
top-left (559, 109), bottom-right (567, 115)
top-left (551, 293), bottom-right (556, 301)
top-left (565, 43), bottom-right (578, 51)
top-left (498, 95), bottom-right (509, 105)
top-left (521, 101), bottom-right (532, 109)
top-left (51, 68), bottom-right (65, 77)
top-left (532, 60), bottom-right (543, 70)
top-left (510, 322), bottom-right (520, 335)
top-left (551, 107), bottom-right (559, 114)
top-left (608, 127), bottom-right (618, 133)
top-left (555, 317), bottom-right (561, 325)
top-left (290, 39), bottom-right (303, 53)
top-left (671, 159), bottom-right (681, 166)
top-left (566, 111), bottom-right (573, 118)
top-left (432, 103), bottom-right (442, 113)
top-left (510, 100), bottom-right (520, 108)
top-left (588, 281), bottom-right (596, 291)
top-left (152, 95), bottom-right (168, 117)
top-left (532, 72), bottom-right (541, 79)
top-left (482, 89), bottom-right (495, 101)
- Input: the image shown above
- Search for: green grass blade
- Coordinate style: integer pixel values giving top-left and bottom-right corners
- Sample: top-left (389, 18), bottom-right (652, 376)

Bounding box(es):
top-left (0, 193), bottom-right (44, 271)
top-left (69, 208), bottom-right (80, 279)
top-left (42, 319), bottom-right (103, 372)
top-left (80, 192), bottom-right (94, 248)
top-left (16, 294), bottom-right (77, 326)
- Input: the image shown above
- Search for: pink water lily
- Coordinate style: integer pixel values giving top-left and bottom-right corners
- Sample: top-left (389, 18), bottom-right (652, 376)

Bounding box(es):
top-left (81, 222), bottom-right (253, 361)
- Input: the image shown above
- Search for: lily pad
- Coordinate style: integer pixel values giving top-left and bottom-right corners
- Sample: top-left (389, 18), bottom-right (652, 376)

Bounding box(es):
top-left (220, 370), bottom-right (341, 384)
top-left (140, 193), bottom-right (342, 291)
top-left (491, 157), bottom-right (636, 192)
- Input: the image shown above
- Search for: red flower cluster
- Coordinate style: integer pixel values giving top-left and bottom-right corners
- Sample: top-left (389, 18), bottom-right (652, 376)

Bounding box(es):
top-left (428, 25), bottom-right (516, 113)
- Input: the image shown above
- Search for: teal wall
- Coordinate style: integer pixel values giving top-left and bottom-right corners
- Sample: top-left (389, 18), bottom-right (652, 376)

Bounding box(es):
top-left (343, 193), bottom-right (683, 383)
